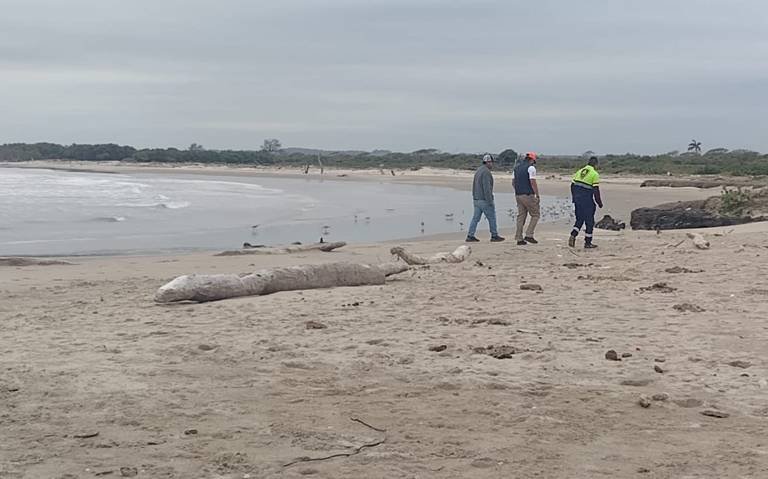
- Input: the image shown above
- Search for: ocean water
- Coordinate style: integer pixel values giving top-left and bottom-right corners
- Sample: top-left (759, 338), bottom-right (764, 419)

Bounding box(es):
top-left (0, 167), bottom-right (572, 256)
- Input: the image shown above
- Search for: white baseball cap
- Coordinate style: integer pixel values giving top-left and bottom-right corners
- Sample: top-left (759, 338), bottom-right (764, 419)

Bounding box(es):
top-left (482, 154), bottom-right (494, 163)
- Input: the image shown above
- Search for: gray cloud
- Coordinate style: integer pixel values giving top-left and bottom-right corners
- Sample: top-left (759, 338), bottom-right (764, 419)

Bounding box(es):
top-left (1, 0), bottom-right (766, 153)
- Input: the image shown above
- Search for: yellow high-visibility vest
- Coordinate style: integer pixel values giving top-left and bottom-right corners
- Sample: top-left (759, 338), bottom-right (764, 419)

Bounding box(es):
top-left (572, 165), bottom-right (600, 189)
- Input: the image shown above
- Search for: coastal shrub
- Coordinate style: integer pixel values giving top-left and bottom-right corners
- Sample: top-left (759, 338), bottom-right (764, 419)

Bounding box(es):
top-left (1, 142), bottom-right (766, 177)
top-left (719, 187), bottom-right (752, 216)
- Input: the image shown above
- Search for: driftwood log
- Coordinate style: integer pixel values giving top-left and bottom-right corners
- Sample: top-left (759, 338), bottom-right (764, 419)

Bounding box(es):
top-left (215, 241), bottom-right (346, 256)
top-left (0, 257), bottom-right (73, 266)
top-left (155, 262), bottom-right (408, 303)
top-left (389, 245), bottom-right (471, 265)
top-left (686, 232), bottom-right (710, 250)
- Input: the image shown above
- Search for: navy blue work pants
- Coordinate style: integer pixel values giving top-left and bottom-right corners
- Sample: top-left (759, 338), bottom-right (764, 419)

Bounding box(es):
top-left (570, 186), bottom-right (596, 242)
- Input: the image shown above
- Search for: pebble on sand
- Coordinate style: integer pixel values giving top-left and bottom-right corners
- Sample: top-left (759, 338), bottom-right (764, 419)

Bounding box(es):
top-left (727, 360), bottom-right (752, 369)
top-left (119, 467), bottom-right (138, 477)
top-left (520, 283), bottom-right (543, 292)
top-left (638, 395), bottom-right (652, 408)
top-left (701, 409), bottom-right (730, 419)
top-left (305, 320), bottom-right (327, 330)
top-left (621, 378), bottom-right (654, 387)
top-left (605, 350), bottom-right (621, 361)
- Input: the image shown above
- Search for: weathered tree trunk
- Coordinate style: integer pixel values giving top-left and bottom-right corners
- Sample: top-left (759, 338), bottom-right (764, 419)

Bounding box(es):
top-left (215, 242), bottom-right (346, 256)
top-left (0, 257), bottom-right (73, 266)
top-left (155, 262), bottom-right (408, 303)
top-left (686, 232), bottom-right (710, 250)
top-left (389, 245), bottom-right (471, 265)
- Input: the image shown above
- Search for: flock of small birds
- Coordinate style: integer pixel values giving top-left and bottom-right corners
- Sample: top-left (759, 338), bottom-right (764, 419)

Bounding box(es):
top-left (254, 198), bottom-right (577, 239)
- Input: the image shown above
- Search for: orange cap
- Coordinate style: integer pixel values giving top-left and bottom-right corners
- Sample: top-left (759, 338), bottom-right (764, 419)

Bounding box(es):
top-left (526, 151), bottom-right (538, 160)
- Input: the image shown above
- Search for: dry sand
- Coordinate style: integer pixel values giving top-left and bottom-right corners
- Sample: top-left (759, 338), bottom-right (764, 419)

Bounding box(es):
top-left (2, 165), bottom-right (768, 478)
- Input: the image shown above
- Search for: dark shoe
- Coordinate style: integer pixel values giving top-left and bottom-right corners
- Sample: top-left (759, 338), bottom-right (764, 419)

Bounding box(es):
top-left (568, 236), bottom-right (576, 248)
top-left (584, 243), bottom-right (598, 249)
top-left (490, 235), bottom-right (506, 242)
top-left (465, 236), bottom-right (480, 242)
top-left (524, 236), bottom-right (538, 244)
top-left (516, 240), bottom-right (527, 245)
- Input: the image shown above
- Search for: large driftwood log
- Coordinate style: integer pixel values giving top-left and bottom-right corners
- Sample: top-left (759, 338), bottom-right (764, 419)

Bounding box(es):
top-left (155, 262), bottom-right (408, 303)
top-left (215, 241), bottom-right (346, 256)
top-left (389, 245), bottom-right (471, 265)
top-left (686, 232), bottom-right (710, 250)
top-left (0, 257), bottom-right (73, 266)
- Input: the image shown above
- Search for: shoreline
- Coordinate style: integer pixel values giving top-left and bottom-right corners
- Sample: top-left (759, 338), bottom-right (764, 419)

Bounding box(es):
top-left (1, 160), bottom-right (717, 259)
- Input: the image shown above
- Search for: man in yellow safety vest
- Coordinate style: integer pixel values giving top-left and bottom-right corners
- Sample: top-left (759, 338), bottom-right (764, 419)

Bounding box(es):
top-left (568, 156), bottom-right (603, 249)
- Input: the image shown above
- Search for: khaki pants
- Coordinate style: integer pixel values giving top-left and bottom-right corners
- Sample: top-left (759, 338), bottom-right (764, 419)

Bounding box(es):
top-left (515, 194), bottom-right (540, 241)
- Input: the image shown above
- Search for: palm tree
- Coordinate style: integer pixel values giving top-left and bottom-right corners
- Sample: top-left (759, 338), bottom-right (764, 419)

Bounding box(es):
top-left (687, 139), bottom-right (702, 154)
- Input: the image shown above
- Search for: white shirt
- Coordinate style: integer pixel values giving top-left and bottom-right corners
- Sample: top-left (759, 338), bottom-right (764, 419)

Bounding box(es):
top-left (527, 165), bottom-right (537, 180)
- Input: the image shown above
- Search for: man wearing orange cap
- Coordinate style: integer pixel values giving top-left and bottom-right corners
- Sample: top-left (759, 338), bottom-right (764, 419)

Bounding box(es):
top-left (513, 152), bottom-right (541, 245)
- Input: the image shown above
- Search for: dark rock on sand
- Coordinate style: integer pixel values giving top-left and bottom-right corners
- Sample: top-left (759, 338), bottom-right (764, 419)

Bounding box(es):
top-left (621, 378), bottom-right (654, 387)
top-left (630, 199), bottom-right (763, 230)
top-left (652, 392), bottom-right (670, 401)
top-left (727, 360), bottom-right (752, 369)
top-left (305, 320), bottom-right (327, 330)
top-left (473, 345), bottom-right (523, 359)
top-left (595, 215), bottom-right (626, 231)
top-left (520, 283), bottom-right (543, 292)
top-left (605, 350), bottom-right (620, 361)
top-left (665, 266), bottom-right (703, 274)
top-left (673, 303), bottom-right (705, 313)
top-left (701, 409), bottom-right (730, 418)
top-left (639, 282), bottom-right (677, 294)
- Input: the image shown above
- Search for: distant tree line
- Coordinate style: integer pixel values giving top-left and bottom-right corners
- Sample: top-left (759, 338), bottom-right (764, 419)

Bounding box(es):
top-left (1, 142), bottom-right (767, 176)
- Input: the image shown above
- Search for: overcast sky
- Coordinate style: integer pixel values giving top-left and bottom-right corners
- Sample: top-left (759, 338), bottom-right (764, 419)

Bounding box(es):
top-left (1, 0), bottom-right (766, 154)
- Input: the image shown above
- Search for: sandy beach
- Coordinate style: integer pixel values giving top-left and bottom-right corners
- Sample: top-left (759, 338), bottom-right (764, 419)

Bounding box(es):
top-left (2, 164), bottom-right (768, 478)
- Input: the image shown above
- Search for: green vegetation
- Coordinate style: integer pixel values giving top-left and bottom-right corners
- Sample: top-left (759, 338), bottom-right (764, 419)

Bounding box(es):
top-left (719, 187), bottom-right (753, 216)
top-left (1, 142), bottom-right (766, 176)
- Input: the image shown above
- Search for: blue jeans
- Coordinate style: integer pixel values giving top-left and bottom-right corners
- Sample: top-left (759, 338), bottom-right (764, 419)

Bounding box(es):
top-left (467, 199), bottom-right (498, 237)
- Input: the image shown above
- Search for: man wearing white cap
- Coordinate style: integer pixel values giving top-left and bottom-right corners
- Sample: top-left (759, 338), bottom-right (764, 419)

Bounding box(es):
top-left (466, 154), bottom-right (505, 243)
